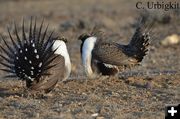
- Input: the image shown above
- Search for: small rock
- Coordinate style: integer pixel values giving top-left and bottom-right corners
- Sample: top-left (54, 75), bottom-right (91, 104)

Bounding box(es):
top-left (145, 82), bottom-right (152, 89)
top-left (10, 101), bottom-right (21, 109)
top-left (36, 113), bottom-right (40, 118)
top-left (96, 117), bottom-right (105, 119)
top-left (161, 34), bottom-right (180, 46)
top-left (91, 113), bottom-right (99, 117)
top-left (125, 77), bottom-right (135, 84)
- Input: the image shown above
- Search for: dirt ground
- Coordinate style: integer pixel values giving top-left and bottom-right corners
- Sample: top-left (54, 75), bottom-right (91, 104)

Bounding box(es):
top-left (0, 0), bottom-right (179, 119)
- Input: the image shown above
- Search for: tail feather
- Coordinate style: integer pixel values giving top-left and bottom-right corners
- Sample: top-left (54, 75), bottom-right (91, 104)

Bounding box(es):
top-left (36, 18), bottom-right (44, 45)
top-left (7, 28), bottom-right (19, 50)
top-left (29, 17), bottom-right (33, 41)
top-left (128, 19), bottom-right (152, 62)
top-left (1, 35), bottom-right (13, 54)
top-left (39, 24), bottom-right (49, 49)
top-left (4, 75), bottom-right (17, 78)
top-left (0, 54), bottom-right (14, 64)
top-left (33, 17), bottom-right (37, 41)
top-left (0, 68), bottom-right (15, 74)
top-left (0, 18), bottom-right (60, 92)
top-left (30, 76), bottom-right (59, 93)
top-left (14, 22), bottom-right (23, 48)
top-left (0, 45), bottom-right (14, 59)
top-left (22, 19), bottom-right (28, 44)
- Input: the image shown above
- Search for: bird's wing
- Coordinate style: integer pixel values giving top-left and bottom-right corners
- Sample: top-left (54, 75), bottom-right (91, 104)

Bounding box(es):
top-left (30, 54), bottom-right (65, 92)
top-left (92, 42), bottom-right (136, 66)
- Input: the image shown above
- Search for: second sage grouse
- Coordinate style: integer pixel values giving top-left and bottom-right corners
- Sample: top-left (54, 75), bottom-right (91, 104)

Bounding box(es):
top-left (78, 20), bottom-right (151, 78)
top-left (0, 19), bottom-right (71, 93)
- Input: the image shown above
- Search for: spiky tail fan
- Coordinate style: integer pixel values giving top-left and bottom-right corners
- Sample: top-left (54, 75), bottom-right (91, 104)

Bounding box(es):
top-left (128, 19), bottom-right (152, 62)
top-left (0, 18), bottom-right (59, 90)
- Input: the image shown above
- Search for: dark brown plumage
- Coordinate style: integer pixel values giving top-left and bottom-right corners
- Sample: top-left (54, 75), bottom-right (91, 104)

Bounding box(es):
top-left (0, 18), bottom-right (66, 93)
top-left (79, 20), bottom-right (152, 77)
top-left (29, 55), bottom-right (65, 92)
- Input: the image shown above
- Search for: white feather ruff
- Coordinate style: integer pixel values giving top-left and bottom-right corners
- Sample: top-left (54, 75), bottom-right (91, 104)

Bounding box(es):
top-left (82, 36), bottom-right (97, 77)
top-left (52, 40), bottom-right (71, 81)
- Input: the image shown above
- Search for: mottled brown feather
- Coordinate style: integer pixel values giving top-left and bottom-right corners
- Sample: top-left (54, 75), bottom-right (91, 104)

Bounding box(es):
top-left (92, 42), bottom-right (136, 66)
top-left (92, 22), bottom-right (150, 70)
top-left (30, 54), bottom-right (65, 92)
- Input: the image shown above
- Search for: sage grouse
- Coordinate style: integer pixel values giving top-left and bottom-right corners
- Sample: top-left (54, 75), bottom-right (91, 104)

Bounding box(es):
top-left (0, 19), bottom-right (71, 92)
top-left (79, 21), bottom-right (151, 78)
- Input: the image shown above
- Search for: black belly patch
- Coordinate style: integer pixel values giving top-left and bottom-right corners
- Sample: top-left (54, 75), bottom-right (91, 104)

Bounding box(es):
top-left (95, 62), bottom-right (118, 75)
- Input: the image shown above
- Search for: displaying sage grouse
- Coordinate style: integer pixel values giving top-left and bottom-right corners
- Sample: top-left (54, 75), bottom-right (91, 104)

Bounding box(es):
top-left (79, 21), bottom-right (151, 78)
top-left (0, 19), bottom-right (71, 92)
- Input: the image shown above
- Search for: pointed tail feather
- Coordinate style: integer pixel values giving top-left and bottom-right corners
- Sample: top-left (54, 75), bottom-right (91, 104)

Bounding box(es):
top-left (128, 18), bottom-right (153, 62)
top-left (0, 18), bottom-right (62, 92)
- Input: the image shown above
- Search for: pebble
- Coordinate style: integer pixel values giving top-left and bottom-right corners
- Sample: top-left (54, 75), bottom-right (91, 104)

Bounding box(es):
top-left (161, 34), bottom-right (180, 46)
top-left (96, 117), bottom-right (105, 119)
top-left (91, 113), bottom-right (99, 117)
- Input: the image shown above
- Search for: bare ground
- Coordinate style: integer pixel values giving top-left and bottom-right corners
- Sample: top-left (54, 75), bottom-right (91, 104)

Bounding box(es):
top-left (0, 0), bottom-right (180, 119)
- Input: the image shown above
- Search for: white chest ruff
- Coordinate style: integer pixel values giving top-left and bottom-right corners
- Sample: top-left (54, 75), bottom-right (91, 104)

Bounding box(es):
top-left (82, 37), bottom-right (97, 77)
top-left (52, 40), bottom-right (71, 81)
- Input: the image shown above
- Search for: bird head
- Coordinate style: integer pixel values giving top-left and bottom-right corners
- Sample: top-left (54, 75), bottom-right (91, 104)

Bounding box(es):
top-left (78, 33), bottom-right (91, 43)
top-left (57, 36), bottom-right (68, 43)
top-left (51, 36), bottom-right (67, 43)
top-left (52, 36), bottom-right (69, 58)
